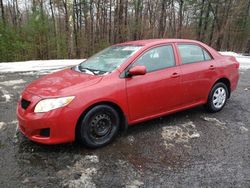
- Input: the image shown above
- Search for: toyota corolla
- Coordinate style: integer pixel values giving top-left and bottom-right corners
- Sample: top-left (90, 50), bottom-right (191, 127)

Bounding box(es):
top-left (17, 39), bottom-right (239, 148)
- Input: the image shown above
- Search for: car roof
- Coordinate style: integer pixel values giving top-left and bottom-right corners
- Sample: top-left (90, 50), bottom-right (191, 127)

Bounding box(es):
top-left (115, 39), bottom-right (202, 47)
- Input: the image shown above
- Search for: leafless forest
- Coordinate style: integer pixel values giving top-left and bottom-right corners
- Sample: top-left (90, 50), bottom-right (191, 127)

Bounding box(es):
top-left (0, 0), bottom-right (249, 62)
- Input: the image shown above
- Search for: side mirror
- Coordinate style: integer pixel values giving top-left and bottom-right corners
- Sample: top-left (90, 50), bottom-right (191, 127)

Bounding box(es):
top-left (128, 65), bottom-right (146, 77)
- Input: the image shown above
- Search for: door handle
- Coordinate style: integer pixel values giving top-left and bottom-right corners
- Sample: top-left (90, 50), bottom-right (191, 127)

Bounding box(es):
top-left (171, 72), bottom-right (180, 78)
top-left (209, 65), bottom-right (215, 70)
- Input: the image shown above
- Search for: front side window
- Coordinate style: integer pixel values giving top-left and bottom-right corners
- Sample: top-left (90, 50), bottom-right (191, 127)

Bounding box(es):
top-left (133, 45), bottom-right (176, 72)
top-left (177, 44), bottom-right (212, 64)
top-left (76, 45), bottom-right (142, 75)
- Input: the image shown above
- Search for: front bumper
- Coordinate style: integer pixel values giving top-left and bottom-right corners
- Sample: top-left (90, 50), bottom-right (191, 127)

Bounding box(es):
top-left (16, 92), bottom-right (79, 144)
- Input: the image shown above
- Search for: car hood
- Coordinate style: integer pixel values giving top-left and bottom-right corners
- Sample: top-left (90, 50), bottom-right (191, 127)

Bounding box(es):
top-left (25, 68), bottom-right (103, 97)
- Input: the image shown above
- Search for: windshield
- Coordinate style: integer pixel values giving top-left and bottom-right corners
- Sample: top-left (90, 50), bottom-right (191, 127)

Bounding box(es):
top-left (76, 45), bottom-right (142, 75)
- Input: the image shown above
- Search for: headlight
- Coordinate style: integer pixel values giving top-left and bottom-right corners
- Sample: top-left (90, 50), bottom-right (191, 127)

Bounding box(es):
top-left (34, 96), bottom-right (75, 113)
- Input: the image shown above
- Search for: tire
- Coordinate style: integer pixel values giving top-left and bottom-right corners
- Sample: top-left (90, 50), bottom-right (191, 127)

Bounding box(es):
top-left (76, 105), bottom-right (120, 148)
top-left (205, 82), bottom-right (229, 113)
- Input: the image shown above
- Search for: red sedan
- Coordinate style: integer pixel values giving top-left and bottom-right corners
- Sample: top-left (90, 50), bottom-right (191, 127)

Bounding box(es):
top-left (17, 39), bottom-right (239, 148)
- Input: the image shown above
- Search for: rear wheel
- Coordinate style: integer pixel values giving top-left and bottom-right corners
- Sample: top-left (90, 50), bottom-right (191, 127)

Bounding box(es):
top-left (77, 105), bottom-right (120, 148)
top-left (205, 82), bottom-right (229, 113)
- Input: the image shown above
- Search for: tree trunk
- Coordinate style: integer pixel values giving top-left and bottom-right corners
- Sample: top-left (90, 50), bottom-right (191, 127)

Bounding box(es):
top-left (134, 0), bottom-right (141, 40)
top-left (245, 39), bottom-right (250, 54)
top-left (109, 0), bottom-right (112, 43)
top-left (89, 0), bottom-right (94, 53)
top-left (159, 0), bottom-right (166, 38)
top-left (0, 0), bottom-right (5, 25)
top-left (209, 2), bottom-right (218, 46)
top-left (178, 0), bottom-right (183, 38)
top-left (197, 0), bottom-right (205, 41)
top-left (49, 0), bottom-right (58, 58)
top-left (63, 0), bottom-right (74, 58)
top-left (201, 2), bottom-right (211, 42)
top-left (73, 0), bottom-right (80, 58)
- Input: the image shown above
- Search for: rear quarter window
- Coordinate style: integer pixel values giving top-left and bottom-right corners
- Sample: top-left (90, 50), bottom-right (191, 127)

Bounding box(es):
top-left (177, 44), bottom-right (212, 64)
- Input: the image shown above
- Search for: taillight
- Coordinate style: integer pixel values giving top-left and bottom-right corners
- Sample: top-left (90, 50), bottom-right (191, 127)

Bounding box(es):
top-left (232, 57), bottom-right (240, 69)
top-left (235, 61), bottom-right (240, 69)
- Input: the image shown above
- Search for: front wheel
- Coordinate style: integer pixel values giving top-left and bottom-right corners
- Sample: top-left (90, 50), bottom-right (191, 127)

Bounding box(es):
top-left (205, 82), bottom-right (229, 113)
top-left (76, 105), bottom-right (120, 148)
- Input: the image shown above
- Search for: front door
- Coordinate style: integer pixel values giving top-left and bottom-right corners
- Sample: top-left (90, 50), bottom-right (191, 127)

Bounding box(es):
top-left (125, 45), bottom-right (182, 122)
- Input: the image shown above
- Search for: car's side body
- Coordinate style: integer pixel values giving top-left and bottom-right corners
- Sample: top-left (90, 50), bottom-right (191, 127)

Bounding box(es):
top-left (17, 39), bottom-right (239, 145)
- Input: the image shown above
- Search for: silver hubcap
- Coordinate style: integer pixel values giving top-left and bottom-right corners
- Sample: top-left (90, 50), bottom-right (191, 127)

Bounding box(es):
top-left (212, 87), bottom-right (226, 109)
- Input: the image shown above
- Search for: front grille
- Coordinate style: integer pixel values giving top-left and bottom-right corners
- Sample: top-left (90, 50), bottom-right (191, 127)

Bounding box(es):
top-left (21, 98), bottom-right (31, 110)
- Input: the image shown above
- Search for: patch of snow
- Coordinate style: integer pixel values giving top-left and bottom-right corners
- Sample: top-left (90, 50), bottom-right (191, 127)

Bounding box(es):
top-left (2, 93), bottom-right (11, 102)
top-left (0, 59), bottom-right (85, 73)
top-left (22, 178), bottom-right (30, 184)
top-left (83, 155), bottom-right (99, 163)
top-left (0, 87), bottom-right (12, 102)
top-left (65, 168), bottom-right (97, 188)
top-left (161, 121), bottom-right (200, 149)
top-left (127, 135), bottom-right (135, 145)
top-left (0, 79), bottom-right (25, 86)
top-left (202, 117), bottom-right (227, 129)
top-left (0, 122), bottom-right (6, 130)
top-left (163, 143), bottom-right (175, 150)
top-left (189, 132), bottom-right (201, 138)
top-left (9, 120), bottom-right (18, 124)
top-left (58, 155), bottom-right (99, 188)
top-left (13, 85), bottom-right (23, 90)
top-left (219, 51), bottom-right (242, 57)
top-left (219, 51), bottom-right (250, 70)
top-left (13, 121), bottom-right (19, 143)
top-left (239, 126), bottom-right (248, 133)
top-left (18, 71), bottom-right (38, 75)
top-left (13, 124), bottom-right (20, 143)
top-left (126, 180), bottom-right (144, 188)
top-left (117, 159), bottom-right (143, 187)
top-left (237, 56), bottom-right (250, 70)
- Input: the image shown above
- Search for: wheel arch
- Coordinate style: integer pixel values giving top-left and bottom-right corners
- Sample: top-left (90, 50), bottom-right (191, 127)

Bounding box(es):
top-left (213, 77), bottom-right (231, 98)
top-left (75, 101), bottom-right (128, 140)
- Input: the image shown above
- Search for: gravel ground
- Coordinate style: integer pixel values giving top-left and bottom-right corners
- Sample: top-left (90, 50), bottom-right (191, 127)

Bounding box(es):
top-left (0, 69), bottom-right (249, 188)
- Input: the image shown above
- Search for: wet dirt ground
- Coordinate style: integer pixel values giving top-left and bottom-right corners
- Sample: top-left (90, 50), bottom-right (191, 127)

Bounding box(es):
top-left (0, 70), bottom-right (249, 188)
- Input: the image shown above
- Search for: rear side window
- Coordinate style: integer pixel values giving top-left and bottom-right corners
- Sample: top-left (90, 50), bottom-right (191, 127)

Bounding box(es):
top-left (133, 45), bottom-right (175, 72)
top-left (177, 44), bottom-right (212, 64)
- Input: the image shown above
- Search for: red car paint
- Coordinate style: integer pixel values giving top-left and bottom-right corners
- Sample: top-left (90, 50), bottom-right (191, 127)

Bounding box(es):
top-left (16, 39), bottom-right (239, 144)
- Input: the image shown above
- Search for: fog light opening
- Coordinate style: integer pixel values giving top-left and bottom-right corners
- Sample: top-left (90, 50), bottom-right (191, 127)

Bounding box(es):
top-left (40, 128), bottom-right (50, 137)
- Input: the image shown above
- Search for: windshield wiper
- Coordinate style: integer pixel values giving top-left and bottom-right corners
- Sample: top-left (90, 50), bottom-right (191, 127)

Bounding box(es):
top-left (77, 65), bottom-right (110, 75)
top-left (78, 66), bottom-right (96, 75)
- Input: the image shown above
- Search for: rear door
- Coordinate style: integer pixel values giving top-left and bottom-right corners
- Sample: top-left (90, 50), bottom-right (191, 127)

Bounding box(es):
top-left (176, 43), bottom-right (220, 105)
top-left (125, 44), bottom-right (182, 122)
